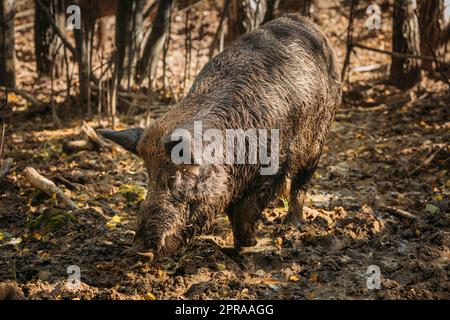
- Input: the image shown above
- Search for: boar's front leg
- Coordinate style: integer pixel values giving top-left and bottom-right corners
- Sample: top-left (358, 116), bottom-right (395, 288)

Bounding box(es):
top-left (230, 194), bottom-right (262, 250)
top-left (286, 163), bottom-right (319, 227)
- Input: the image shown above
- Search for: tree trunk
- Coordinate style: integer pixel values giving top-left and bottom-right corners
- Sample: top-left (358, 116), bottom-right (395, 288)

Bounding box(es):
top-left (390, 0), bottom-right (422, 89)
top-left (74, 0), bottom-right (103, 118)
top-left (115, 0), bottom-right (143, 88)
top-left (279, 0), bottom-right (312, 16)
top-left (0, 0), bottom-right (15, 87)
top-left (74, 24), bottom-right (91, 117)
top-left (34, 0), bottom-right (65, 77)
top-left (138, 0), bottom-right (173, 84)
top-left (226, 0), bottom-right (267, 45)
top-left (417, 0), bottom-right (445, 72)
top-left (262, 0), bottom-right (276, 23)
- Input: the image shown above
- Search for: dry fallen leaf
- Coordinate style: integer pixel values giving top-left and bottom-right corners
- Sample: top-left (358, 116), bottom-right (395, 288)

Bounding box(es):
top-left (145, 292), bottom-right (156, 300)
top-left (106, 215), bottom-right (122, 229)
top-left (275, 237), bottom-right (283, 246)
top-left (7, 237), bottom-right (22, 245)
top-left (157, 269), bottom-right (166, 278)
top-left (32, 232), bottom-right (42, 241)
top-left (306, 291), bottom-right (316, 299)
top-left (310, 273), bottom-right (318, 282)
top-left (289, 275), bottom-right (300, 282)
top-left (216, 263), bottom-right (226, 270)
top-left (111, 215), bottom-right (121, 223)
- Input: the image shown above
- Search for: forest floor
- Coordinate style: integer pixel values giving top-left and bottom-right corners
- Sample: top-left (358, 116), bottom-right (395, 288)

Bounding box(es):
top-left (0, 1), bottom-right (449, 300)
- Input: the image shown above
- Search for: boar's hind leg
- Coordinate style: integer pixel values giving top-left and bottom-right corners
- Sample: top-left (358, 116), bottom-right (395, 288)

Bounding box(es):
top-left (286, 163), bottom-right (319, 227)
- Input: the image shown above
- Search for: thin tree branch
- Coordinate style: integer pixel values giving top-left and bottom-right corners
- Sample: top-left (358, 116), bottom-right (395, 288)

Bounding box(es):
top-left (353, 43), bottom-right (439, 62)
top-left (0, 86), bottom-right (42, 107)
top-left (35, 0), bottom-right (76, 54)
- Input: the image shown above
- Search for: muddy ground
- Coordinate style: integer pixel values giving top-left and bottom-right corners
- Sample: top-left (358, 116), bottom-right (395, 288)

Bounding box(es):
top-left (0, 1), bottom-right (449, 299)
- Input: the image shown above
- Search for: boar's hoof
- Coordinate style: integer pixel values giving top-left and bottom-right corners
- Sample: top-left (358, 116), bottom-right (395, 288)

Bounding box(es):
top-left (285, 213), bottom-right (304, 229)
top-left (234, 238), bottom-right (258, 251)
top-left (135, 251), bottom-right (154, 260)
top-left (130, 243), bottom-right (154, 260)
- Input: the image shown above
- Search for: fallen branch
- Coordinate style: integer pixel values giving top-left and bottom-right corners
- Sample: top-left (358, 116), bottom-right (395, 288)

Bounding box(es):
top-left (0, 158), bottom-right (14, 182)
top-left (53, 176), bottom-right (79, 191)
top-left (0, 86), bottom-right (41, 108)
top-left (24, 167), bottom-right (78, 210)
top-left (15, 22), bottom-right (34, 32)
top-left (81, 121), bottom-right (112, 150)
top-left (63, 139), bottom-right (95, 153)
top-left (351, 63), bottom-right (387, 73)
top-left (15, 8), bottom-right (34, 19)
top-left (410, 145), bottom-right (445, 176)
top-left (384, 206), bottom-right (418, 221)
top-left (353, 43), bottom-right (438, 62)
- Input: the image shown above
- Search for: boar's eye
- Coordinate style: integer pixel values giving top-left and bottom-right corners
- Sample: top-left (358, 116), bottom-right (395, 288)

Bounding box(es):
top-left (160, 171), bottom-right (182, 190)
top-left (183, 165), bottom-right (200, 177)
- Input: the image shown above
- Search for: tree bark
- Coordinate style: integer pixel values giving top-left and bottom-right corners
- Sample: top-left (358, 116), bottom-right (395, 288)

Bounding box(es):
top-left (279, 0), bottom-right (312, 16)
top-left (138, 0), bottom-right (173, 84)
top-left (0, 0), bottom-right (15, 87)
top-left (226, 0), bottom-right (267, 45)
top-left (74, 23), bottom-right (91, 117)
top-left (390, 0), bottom-right (422, 89)
top-left (34, 0), bottom-right (65, 77)
top-left (115, 0), bottom-right (143, 88)
top-left (417, 0), bottom-right (445, 72)
top-left (262, 0), bottom-right (276, 24)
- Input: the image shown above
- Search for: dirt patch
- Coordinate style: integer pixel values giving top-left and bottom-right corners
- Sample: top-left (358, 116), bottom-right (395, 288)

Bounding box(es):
top-left (1, 87), bottom-right (448, 299)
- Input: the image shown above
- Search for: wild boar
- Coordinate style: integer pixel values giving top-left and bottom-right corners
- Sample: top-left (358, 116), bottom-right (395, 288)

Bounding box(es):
top-left (98, 15), bottom-right (341, 258)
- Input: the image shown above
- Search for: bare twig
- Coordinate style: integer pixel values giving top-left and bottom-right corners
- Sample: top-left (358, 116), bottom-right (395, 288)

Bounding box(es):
top-left (354, 43), bottom-right (440, 62)
top-left (0, 157), bottom-right (13, 182)
top-left (63, 139), bottom-right (94, 153)
top-left (384, 206), bottom-right (418, 221)
top-left (341, 0), bottom-right (358, 81)
top-left (81, 121), bottom-right (112, 150)
top-left (208, 0), bottom-right (231, 59)
top-left (410, 145), bottom-right (445, 176)
top-left (0, 86), bottom-right (41, 108)
top-left (24, 167), bottom-right (78, 210)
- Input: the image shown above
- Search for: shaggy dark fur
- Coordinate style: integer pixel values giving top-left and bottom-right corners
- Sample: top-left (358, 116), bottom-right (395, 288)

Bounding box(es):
top-left (100, 15), bottom-right (341, 258)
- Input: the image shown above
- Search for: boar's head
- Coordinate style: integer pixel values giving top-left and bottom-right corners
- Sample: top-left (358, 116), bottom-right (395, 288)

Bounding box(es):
top-left (98, 126), bottom-right (230, 259)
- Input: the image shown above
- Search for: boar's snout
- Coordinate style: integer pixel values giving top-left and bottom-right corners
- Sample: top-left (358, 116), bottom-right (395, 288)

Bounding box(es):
top-left (132, 199), bottom-right (189, 259)
top-left (131, 237), bottom-right (154, 260)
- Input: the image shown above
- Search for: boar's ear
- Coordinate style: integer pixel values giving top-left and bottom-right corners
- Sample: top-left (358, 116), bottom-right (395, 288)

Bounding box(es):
top-left (161, 128), bottom-right (195, 164)
top-left (97, 128), bottom-right (144, 155)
